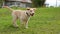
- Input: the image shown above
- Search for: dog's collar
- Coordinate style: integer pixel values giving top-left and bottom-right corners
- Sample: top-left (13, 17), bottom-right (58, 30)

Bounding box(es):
top-left (26, 12), bottom-right (30, 16)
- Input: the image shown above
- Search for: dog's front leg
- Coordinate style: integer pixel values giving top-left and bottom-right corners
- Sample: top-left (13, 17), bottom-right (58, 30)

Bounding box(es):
top-left (25, 21), bottom-right (28, 29)
top-left (21, 21), bottom-right (28, 29)
top-left (25, 18), bottom-right (30, 29)
top-left (12, 17), bottom-right (18, 28)
top-left (20, 18), bottom-right (29, 29)
top-left (20, 21), bottom-right (28, 29)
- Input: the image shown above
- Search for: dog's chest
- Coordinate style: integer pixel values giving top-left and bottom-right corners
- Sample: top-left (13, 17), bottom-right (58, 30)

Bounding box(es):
top-left (20, 13), bottom-right (30, 21)
top-left (21, 15), bottom-right (29, 20)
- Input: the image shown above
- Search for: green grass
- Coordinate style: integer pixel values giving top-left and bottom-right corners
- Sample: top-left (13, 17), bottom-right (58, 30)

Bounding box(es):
top-left (0, 7), bottom-right (60, 34)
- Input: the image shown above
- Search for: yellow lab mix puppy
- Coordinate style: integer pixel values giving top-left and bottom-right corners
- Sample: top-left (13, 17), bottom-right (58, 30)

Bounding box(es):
top-left (3, 6), bottom-right (36, 28)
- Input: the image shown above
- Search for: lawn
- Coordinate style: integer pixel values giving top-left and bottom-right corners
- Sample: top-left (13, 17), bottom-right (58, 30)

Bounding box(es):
top-left (0, 7), bottom-right (60, 34)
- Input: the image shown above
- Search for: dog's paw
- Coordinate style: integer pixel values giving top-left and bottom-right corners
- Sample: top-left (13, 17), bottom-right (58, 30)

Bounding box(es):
top-left (25, 27), bottom-right (28, 29)
top-left (13, 25), bottom-right (19, 28)
top-left (14, 26), bottom-right (19, 28)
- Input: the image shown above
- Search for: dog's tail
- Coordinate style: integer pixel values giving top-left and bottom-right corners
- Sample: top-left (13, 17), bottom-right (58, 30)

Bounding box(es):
top-left (3, 6), bottom-right (13, 11)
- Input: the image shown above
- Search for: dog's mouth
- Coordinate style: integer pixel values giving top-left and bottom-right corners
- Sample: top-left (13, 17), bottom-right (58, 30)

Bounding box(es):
top-left (30, 13), bottom-right (34, 16)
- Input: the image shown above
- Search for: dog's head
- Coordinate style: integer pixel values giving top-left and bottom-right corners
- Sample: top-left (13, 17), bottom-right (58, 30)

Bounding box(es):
top-left (26, 8), bottom-right (36, 16)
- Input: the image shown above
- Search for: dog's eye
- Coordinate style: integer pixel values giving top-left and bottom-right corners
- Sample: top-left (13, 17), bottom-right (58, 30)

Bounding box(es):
top-left (30, 10), bottom-right (32, 12)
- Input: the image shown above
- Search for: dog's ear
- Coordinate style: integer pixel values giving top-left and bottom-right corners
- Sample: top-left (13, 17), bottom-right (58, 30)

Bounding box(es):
top-left (27, 8), bottom-right (30, 10)
top-left (33, 8), bottom-right (36, 10)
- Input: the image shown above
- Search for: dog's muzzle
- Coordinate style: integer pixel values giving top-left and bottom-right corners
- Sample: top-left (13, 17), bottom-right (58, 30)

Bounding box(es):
top-left (30, 13), bottom-right (34, 16)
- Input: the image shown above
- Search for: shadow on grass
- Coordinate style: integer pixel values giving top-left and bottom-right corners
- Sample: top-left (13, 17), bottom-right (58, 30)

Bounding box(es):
top-left (0, 25), bottom-right (26, 33)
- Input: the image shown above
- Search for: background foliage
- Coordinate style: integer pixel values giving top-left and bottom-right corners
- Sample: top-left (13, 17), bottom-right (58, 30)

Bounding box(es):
top-left (31, 0), bottom-right (46, 7)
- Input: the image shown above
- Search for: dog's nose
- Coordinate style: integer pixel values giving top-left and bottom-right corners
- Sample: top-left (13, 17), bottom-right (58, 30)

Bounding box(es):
top-left (31, 13), bottom-right (34, 16)
top-left (32, 13), bottom-right (34, 15)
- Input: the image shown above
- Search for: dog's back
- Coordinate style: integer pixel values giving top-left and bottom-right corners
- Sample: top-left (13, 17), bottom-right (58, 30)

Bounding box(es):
top-left (12, 10), bottom-right (26, 17)
top-left (12, 10), bottom-right (29, 20)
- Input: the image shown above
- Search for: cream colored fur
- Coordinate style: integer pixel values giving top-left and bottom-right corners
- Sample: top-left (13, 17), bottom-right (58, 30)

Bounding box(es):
top-left (3, 6), bottom-right (36, 28)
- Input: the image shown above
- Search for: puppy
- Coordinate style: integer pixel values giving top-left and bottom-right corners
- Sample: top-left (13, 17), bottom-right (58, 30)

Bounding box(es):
top-left (3, 6), bottom-right (36, 28)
